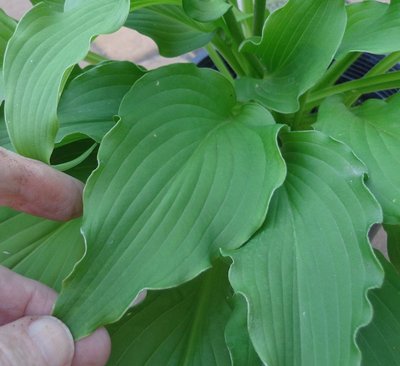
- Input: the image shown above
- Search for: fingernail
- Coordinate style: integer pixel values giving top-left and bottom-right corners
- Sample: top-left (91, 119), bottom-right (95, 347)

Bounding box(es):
top-left (28, 316), bottom-right (74, 366)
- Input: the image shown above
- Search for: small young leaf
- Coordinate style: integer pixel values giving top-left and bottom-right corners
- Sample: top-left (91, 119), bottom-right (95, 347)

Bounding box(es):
top-left (4, 0), bottom-right (129, 162)
top-left (57, 61), bottom-right (145, 144)
top-left (54, 64), bottom-right (286, 339)
top-left (236, 0), bottom-right (346, 113)
top-left (357, 252), bottom-right (400, 366)
top-left (182, 0), bottom-right (231, 22)
top-left (0, 208), bottom-right (84, 292)
top-left (316, 95), bottom-right (400, 224)
top-left (125, 5), bottom-right (215, 57)
top-left (338, 0), bottom-right (400, 57)
top-left (227, 131), bottom-right (383, 366)
top-left (108, 261), bottom-right (232, 366)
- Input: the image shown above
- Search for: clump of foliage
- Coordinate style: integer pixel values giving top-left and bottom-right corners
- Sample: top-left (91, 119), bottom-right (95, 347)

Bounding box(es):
top-left (1, 0), bottom-right (400, 365)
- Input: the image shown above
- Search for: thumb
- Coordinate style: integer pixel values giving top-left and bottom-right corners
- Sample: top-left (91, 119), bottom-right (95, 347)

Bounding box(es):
top-left (0, 316), bottom-right (74, 366)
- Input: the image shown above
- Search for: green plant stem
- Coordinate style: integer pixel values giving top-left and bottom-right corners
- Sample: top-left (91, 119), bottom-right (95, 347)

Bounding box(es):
top-left (84, 50), bottom-right (108, 64)
top-left (311, 52), bottom-right (361, 92)
top-left (205, 44), bottom-right (234, 83)
top-left (212, 37), bottom-right (246, 77)
top-left (223, 9), bottom-right (264, 78)
top-left (344, 51), bottom-right (400, 106)
top-left (292, 92), bottom-right (309, 130)
top-left (306, 70), bottom-right (400, 110)
top-left (253, 0), bottom-right (267, 36)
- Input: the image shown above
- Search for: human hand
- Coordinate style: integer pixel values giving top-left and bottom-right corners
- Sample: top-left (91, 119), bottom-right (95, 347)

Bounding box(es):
top-left (0, 148), bottom-right (111, 365)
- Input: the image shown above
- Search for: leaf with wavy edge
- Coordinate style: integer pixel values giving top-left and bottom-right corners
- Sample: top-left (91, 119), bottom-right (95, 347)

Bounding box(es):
top-left (225, 294), bottom-right (262, 366)
top-left (227, 131), bottom-right (383, 366)
top-left (236, 0), bottom-right (346, 113)
top-left (338, 0), bottom-right (400, 57)
top-left (0, 10), bottom-right (16, 104)
top-left (108, 261), bottom-right (232, 365)
top-left (54, 64), bottom-right (286, 339)
top-left (357, 252), bottom-right (400, 366)
top-left (4, 0), bottom-right (129, 162)
top-left (57, 61), bottom-right (145, 144)
top-left (0, 207), bottom-right (83, 292)
top-left (125, 5), bottom-right (215, 57)
top-left (182, 0), bottom-right (231, 22)
top-left (316, 95), bottom-right (400, 224)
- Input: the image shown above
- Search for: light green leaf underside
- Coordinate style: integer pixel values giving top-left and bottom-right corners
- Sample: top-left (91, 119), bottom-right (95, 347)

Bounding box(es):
top-left (225, 295), bottom-right (262, 366)
top-left (4, 0), bottom-right (129, 162)
top-left (228, 131), bottom-right (383, 366)
top-left (57, 61), bottom-right (145, 144)
top-left (107, 261), bottom-right (232, 366)
top-left (54, 64), bottom-right (286, 339)
top-left (236, 0), bottom-right (346, 113)
top-left (338, 0), bottom-right (400, 57)
top-left (125, 5), bottom-right (215, 57)
top-left (0, 207), bottom-right (84, 292)
top-left (316, 95), bottom-right (400, 224)
top-left (182, 0), bottom-right (231, 22)
top-left (357, 252), bottom-right (400, 366)
top-left (0, 10), bottom-right (16, 104)
top-left (384, 224), bottom-right (400, 274)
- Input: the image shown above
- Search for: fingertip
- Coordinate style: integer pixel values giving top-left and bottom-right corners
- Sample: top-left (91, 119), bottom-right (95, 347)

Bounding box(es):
top-left (73, 328), bottom-right (111, 366)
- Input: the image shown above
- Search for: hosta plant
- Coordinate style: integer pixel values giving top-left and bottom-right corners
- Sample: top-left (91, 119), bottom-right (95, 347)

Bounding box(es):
top-left (1, 0), bottom-right (400, 364)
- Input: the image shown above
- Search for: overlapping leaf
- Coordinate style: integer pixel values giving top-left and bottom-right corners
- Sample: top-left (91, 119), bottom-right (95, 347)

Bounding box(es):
top-left (4, 0), bottom-right (129, 162)
top-left (0, 208), bottom-right (83, 292)
top-left (236, 0), bottom-right (346, 113)
top-left (182, 0), bottom-right (231, 22)
top-left (125, 5), bottom-right (215, 57)
top-left (54, 64), bottom-right (286, 339)
top-left (358, 253), bottom-right (400, 366)
top-left (338, 0), bottom-right (400, 57)
top-left (107, 261), bottom-right (232, 366)
top-left (0, 10), bottom-right (16, 104)
top-left (384, 225), bottom-right (400, 273)
top-left (227, 131), bottom-right (383, 365)
top-left (0, 104), bottom-right (12, 150)
top-left (316, 95), bottom-right (400, 224)
top-left (30, 0), bottom-right (65, 11)
top-left (57, 61), bottom-right (145, 144)
top-left (225, 295), bottom-right (262, 366)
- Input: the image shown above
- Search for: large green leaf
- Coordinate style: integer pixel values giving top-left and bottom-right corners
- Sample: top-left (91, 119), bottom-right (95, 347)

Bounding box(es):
top-left (125, 5), bottom-right (215, 57)
top-left (4, 0), bottom-right (129, 163)
top-left (107, 261), bottom-right (232, 365)
top-left (54, 64), bottom-right (286, 339)
top-left (0, 207), bottom-right (84, 292)
top-left (225, 295), bottom-right (262, 366)
top-left (0, 10), bottom-right (16, 104)
top-left (57, 61), bottom-right (145, 144)
top-left (357, 252), bottom-right (400, 366)
top-left (236, 0), bottom-right (346, 113)
top-left (384, 224), bottom-right (400, 273)
top-left (227, 131), bottom-right (383, 366)
top-left (182, 0), bottom-right (231, 22)
top-left (337, 0), bottom-right (400, 57)
top-left (315, 95), bottom-right (400, 224)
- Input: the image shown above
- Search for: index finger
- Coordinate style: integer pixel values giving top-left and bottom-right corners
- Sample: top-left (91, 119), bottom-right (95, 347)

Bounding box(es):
top-left (0, 147), bottom-right (84, 221)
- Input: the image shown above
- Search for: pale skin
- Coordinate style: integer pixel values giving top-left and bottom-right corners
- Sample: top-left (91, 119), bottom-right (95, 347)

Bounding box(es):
top-left (0, 147), bottom-right (111, 366)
